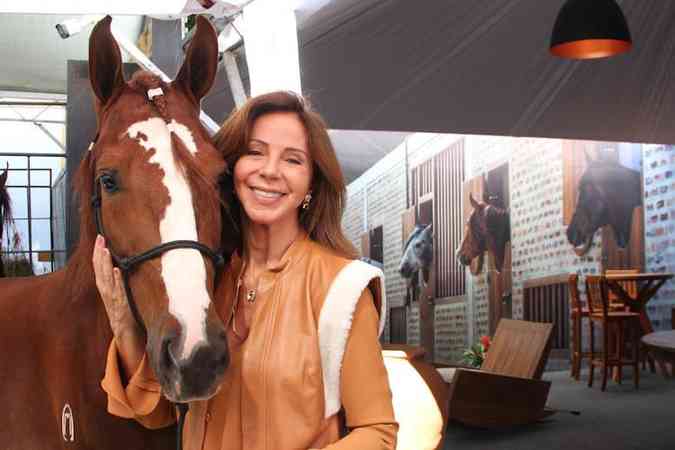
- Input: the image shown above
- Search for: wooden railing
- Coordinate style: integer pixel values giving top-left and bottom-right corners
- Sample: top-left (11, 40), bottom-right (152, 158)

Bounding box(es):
top-left (523, 274), bottom-right (570, 351)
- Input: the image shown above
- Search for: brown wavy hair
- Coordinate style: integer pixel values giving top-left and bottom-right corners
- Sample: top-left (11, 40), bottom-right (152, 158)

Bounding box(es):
top-left (213, 91), bottom-right (357, 259)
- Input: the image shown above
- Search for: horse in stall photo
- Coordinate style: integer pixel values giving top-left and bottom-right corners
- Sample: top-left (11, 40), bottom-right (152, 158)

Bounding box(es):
top-left (566, 151), bottom-right (642, 256)
top-left (0, 16), bottom-right (232, 449)
top-left (456, 193), bottom-right (511, 274)
top-left (0, 163), bottom-right (10, 278)
top-left (398, 223), bottom-right (434, 306)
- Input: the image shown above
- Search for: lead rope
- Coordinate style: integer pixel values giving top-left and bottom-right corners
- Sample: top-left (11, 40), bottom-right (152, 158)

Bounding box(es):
top-left (177, 403), bottom-right (189, 450)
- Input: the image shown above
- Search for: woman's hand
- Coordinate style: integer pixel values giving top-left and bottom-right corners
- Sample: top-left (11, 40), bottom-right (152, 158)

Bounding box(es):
top-left (92, 235), bottom-right (137, 337)
top-left (93, 235), bottom-right (145, 381)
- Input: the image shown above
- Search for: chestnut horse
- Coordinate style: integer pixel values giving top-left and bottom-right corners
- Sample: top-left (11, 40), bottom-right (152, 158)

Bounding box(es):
top-left (456, 193), bottom-right (511, 273)
top-left (0, 163), bottom-right (10, 277)
top-left (0, 16), bottom-right (231, 449)
top-left (566, 152), bottom-right (641, 255)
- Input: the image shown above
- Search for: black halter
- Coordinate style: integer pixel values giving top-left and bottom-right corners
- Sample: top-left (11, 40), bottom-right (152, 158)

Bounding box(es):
top-left (90, 178), bottom-right (225, 335)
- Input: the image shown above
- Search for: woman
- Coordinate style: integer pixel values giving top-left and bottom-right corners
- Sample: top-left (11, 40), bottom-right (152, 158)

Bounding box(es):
top-left (93, 91), bottom-right (398, 450)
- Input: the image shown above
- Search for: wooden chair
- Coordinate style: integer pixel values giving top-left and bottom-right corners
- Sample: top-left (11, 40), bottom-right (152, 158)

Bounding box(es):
top-left (604, 268), bottom-right (639, 310)
top-left (446, 319), bottom-right (555, 428)
top-left (604, 268), bottom-right (656, 374)
top-left (585, 276), bottom-right (641, 391)
top-left (568, 274), bottom-right (591, 381)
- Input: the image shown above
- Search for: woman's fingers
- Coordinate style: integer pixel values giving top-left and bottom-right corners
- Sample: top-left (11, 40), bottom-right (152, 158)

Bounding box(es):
top-left (113, 268), bottom-right (126, 302)
top-left (92, 235), bottom-right (107, 293)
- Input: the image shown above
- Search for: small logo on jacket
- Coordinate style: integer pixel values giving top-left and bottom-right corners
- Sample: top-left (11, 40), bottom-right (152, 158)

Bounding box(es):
top-left (62, 404), bottom-right (75, 442)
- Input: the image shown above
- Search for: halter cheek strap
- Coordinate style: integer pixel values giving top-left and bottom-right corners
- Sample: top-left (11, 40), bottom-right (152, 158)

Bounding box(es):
top-left (90, 178), bottom-right (225, 335)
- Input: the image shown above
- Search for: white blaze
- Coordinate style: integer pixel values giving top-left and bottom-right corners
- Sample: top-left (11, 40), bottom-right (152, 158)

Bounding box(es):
top-left (127, 117), bottom-right (209, 360)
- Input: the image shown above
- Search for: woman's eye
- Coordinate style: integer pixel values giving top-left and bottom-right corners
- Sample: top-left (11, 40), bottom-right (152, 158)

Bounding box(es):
top-left (100, 173), bottom-right (119, 193)
top-left (246, 148), bottom-right (263, 156)
top-left (286, 158), bottom-right (302, 165)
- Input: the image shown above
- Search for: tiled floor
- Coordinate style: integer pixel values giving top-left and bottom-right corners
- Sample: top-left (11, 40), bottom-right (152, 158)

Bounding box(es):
top-left (443, 368), bottom-right (675, 450)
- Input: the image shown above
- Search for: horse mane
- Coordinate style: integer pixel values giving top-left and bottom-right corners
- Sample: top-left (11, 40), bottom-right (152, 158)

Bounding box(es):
top-left (66, 73), bottom-right (226, 301)
top-left (486, 205), bottom-right (510, 244)
top-left (0, 173), bottom-right (10, 242)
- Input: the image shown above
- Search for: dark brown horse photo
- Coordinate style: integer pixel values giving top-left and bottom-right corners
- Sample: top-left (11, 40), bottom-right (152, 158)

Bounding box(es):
top-left (0, 163), bottom-right (10, 278)
top-left (0, 16), bottom-right (232, 449)
top-left (456, 193), bottom-right (511, 274)
top-left (566, 151), bottom-right (642, 255)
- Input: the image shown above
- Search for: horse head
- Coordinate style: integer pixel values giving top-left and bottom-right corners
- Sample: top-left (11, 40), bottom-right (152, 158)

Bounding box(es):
top-left (399, 223), bottom-right (433, 279)
top-left (566, 156), bottom-right (641, 255)
top-left (456, 193), bottom-right (510, 273)
top-left (78, 16), bottom-right (228, 403)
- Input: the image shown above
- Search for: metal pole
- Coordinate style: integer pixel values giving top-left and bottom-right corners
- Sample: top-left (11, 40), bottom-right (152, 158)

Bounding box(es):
top-left (0, 101), bottom-right (66, 107)
top-left (26, 156), bottom-right (32, 270)
top-left (34, 123), bottom-right (66, 152)
top-left (0, 118), bottom-right (65, 125)
top-left (49, 167), bottom-right (54, 272)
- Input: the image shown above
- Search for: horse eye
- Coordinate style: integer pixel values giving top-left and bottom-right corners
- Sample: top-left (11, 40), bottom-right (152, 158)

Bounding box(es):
top-left (100, 173), bottom-right (119, 193)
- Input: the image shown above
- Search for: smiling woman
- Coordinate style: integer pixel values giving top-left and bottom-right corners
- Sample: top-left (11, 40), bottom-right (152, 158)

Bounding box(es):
top-left (96, 91), bottom-right (398, 450)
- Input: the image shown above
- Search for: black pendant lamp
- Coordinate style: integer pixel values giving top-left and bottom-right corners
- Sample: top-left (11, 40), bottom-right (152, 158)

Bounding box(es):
top-left (550, 0), bottom-right (632, 59)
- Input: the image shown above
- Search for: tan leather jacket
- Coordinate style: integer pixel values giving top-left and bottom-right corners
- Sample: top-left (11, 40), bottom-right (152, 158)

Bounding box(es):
top-left (101, 234), bottom-right (397, 450)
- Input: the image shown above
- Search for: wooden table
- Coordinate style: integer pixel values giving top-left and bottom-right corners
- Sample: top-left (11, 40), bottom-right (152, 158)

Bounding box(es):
top-left (642, 331), bottom-right (675, 377)
top-left (603, 273), bottom-right (673, 380)
top-left (604, 273), bottom-right (674, 335)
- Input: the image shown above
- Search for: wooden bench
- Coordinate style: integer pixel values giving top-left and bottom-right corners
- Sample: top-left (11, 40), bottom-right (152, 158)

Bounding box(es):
top-left (445, 319), bottom-right (555, 428)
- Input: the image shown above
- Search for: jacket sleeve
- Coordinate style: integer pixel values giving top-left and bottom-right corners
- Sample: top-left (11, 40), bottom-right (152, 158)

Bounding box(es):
top-left (100, 339), bottom-right (176, 429)
top-left (322, 289), bottom-right (398, 450)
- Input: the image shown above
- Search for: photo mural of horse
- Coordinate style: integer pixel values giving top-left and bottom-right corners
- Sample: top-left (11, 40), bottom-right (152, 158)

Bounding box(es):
top-left (0, 16), bottom-right (231, 449)
top-left (566, 151), bottom-right (642, 256)
top-left (0, 163), bottom-right (10, 278)
top-left (456, 193), bottom-right (511, 274)
top-left (399, 223), bottom-right (433, 307)
top-left (399, 223), bottom-right (433, 280)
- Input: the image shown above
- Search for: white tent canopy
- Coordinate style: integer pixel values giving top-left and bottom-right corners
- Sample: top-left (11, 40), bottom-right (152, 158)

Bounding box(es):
top-left (3, 1), bottom-right (675, 181)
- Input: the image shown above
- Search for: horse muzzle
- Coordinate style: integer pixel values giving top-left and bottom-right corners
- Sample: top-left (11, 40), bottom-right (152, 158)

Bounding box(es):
top-left (151, 321), bottom-right (230, 403)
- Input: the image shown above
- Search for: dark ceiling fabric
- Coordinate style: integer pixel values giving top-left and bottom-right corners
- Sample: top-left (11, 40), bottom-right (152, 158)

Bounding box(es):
top-left (299, 0), bottom-right (675, 145)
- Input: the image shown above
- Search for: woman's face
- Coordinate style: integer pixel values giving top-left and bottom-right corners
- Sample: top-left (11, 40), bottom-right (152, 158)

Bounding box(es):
top-left (234, 112), bottom-right (313, 228)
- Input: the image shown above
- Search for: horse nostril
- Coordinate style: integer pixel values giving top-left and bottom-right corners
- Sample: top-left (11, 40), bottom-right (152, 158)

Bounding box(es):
top-left (161, 335), bottom-right (179, 370)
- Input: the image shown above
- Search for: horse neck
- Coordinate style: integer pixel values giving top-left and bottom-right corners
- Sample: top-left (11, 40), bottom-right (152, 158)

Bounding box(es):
top-left (63, 240), bottom-right (110, 326)
top-left (486, 206), bottom-right (510, 271)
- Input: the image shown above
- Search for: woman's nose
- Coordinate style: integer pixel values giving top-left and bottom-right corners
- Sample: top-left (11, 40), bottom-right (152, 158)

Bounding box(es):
top-left (260, 155), bottom-right (281, 178)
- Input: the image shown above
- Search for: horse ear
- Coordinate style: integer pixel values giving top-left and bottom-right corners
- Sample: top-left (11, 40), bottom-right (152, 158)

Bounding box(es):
top-left (469, 193), bottom-right (480, 209)
top-left (175, 15), bottom-right (219, 103)
top-left (88, 16), bottom-right (125, 106)
top-left (0, 163), bottom-right (8, 186)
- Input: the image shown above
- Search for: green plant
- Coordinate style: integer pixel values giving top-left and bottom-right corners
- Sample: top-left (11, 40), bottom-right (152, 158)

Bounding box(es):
top-left (461, 335), bottom-right (491, 368)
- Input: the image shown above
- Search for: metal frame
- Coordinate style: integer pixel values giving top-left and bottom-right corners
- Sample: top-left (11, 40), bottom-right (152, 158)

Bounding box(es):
top-left (0, 152), bottom-right (66, 274)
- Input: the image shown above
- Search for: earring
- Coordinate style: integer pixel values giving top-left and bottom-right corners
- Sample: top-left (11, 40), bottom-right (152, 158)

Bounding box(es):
top-left (302, 192), bottom-right (312, 210)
